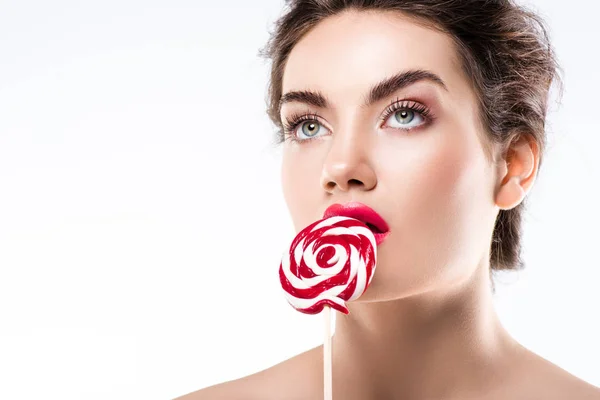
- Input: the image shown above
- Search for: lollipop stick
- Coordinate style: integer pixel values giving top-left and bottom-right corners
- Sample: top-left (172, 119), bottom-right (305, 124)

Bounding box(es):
top-left (324, 305), bottom-right (332, 400)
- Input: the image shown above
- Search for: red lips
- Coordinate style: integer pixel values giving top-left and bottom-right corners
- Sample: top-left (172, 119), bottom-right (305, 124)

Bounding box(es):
top-left (323, 201), bottom-right (390, 245)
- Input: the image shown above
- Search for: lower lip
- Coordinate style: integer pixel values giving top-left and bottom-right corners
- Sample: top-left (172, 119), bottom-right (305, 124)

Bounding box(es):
top-left (372, 230), bottom-right (390, 246)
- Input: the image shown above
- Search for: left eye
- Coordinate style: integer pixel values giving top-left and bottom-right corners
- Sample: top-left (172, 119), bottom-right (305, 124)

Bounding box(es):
top-left (384, 108), bottom-right (425, 130)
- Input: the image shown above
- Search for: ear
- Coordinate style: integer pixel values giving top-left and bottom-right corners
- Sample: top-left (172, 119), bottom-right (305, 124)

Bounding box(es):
top-left (494, 134), bottom-right (539, 210)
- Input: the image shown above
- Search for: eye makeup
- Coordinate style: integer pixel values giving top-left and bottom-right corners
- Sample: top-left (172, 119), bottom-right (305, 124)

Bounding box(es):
top-left (282, 96), bottom-right (436, 143)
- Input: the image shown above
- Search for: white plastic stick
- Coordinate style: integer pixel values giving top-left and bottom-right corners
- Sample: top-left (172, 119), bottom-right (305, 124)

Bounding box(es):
top-left (324, 305), bottom-right (332, 400)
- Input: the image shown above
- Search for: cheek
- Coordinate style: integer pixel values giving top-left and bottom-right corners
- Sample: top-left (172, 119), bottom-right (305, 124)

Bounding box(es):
top-left (373, 128), bottom-right (487, 290)
top-left (281, 147), bottom-right (324, 232)
top-left (378, 130), bottom-right (468, 221)
top-left (400, 138), bottom-right (467, 256)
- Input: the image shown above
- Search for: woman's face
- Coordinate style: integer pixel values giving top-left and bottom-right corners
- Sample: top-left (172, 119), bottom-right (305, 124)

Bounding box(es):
top-left (280, 10), bottom-right (501, 301)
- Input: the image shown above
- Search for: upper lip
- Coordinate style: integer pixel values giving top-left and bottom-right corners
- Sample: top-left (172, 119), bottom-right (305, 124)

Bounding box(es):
top-left (322, 202), bottom-right (389, 233)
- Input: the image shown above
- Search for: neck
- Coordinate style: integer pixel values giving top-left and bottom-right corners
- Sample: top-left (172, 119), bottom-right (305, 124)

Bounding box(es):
top-left (331, 260), bottom-right (520, 399)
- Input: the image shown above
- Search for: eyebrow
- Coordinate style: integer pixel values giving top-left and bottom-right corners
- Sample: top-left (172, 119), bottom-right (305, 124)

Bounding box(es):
top-left (278, 69), bottom-right (448, 113)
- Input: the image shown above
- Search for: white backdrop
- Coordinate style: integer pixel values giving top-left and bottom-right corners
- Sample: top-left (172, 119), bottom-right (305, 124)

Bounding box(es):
top-left (0, 1), bottom-right (598, 399)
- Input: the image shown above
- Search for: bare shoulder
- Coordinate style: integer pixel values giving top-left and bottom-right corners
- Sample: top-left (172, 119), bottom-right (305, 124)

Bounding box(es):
top-left (172, 377), bottom-right (249, 400)
top-left (511, 346), bottom-right (600, 400)
top-left (172, 345), bottom-right (322, 400)
top-left (540, 363), bottom-right (600, 399)
top-left (538, 365), bottom-right (600, 399)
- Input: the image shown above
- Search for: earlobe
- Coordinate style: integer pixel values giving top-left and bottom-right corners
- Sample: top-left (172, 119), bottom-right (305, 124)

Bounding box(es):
top-left (495, 176), bottom-right (526, 210)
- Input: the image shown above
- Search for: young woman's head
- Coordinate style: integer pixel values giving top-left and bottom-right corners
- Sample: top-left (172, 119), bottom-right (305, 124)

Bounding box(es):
top-left (259, 0), bottom-right (562, 300)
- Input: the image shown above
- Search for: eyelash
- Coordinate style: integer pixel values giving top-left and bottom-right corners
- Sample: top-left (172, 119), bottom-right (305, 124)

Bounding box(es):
top-left (282, 98), bottom-right (434, 144)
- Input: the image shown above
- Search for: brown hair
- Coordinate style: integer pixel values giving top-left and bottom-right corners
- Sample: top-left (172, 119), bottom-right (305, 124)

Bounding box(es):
top-left (258, 0), bottom-right (563, 284)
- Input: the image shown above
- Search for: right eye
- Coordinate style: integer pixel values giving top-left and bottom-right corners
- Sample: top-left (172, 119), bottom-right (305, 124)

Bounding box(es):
top-left (283, 113), bottom-right (330, 143)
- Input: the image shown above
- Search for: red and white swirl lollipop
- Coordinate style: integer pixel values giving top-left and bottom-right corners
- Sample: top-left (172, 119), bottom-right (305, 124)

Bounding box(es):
top-left (279, 215), bottom-right (377, 315)
top-left (278, 212), bottom-right (382, 400)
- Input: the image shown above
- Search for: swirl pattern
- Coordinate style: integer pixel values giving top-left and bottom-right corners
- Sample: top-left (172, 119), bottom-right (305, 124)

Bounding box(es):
top-left (279, 216), bottom-right (377, 314)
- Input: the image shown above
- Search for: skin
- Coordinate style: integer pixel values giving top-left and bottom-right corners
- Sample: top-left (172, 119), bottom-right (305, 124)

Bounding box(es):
top-left (176, 10), bottom-right (600, 400)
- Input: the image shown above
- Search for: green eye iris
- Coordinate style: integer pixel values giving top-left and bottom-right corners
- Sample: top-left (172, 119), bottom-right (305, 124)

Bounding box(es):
top-left (394, 109), bottom-right (414, 124)
top-left (301, 121), bottom-right (320, 137)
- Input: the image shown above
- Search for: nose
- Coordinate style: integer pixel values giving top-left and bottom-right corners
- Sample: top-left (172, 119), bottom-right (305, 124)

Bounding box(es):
top-left (320, 128), bottom-right (377, 194)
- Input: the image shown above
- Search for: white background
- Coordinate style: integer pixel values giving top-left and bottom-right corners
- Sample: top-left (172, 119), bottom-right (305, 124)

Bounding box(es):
top-left (0, 1), bottom-right (598, 399)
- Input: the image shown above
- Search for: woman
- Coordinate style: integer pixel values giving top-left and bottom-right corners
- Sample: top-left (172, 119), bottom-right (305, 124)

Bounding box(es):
top-left (178, 0), bottom-right (600, 398)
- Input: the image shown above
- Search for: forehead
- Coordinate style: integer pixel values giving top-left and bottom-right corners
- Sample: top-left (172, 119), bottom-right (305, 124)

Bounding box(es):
top-left (282, 10), bottom-right (463, 101)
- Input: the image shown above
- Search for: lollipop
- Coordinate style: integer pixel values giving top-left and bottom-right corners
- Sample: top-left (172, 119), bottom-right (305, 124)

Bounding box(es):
top-left (279, 215), bottom-right (378, 314)
top-left (278, 215), bottom-right (379, 399)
